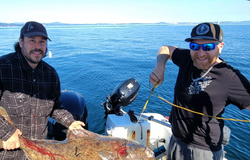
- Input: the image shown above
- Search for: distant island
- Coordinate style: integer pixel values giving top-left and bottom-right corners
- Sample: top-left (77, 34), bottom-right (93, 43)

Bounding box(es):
top-left (1, 21), bottom-right (250, 27)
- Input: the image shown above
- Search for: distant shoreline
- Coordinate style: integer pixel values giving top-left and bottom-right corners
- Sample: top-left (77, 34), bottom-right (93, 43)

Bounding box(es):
top-left (1, 21), bottom-right (250, 27)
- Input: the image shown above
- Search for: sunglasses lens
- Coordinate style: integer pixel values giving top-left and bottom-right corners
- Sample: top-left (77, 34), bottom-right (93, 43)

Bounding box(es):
top-left (202, 43), bottom-right (215, 51)
top-left (190, 43), bottom-right (200, 51)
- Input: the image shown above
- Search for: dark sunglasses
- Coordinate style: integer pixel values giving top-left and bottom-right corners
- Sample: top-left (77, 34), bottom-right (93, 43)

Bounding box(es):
top-left (189, 42), bottom-right (219, 51)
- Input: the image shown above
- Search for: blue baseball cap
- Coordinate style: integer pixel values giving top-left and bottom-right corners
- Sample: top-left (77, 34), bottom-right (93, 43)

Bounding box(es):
top-left (20, 21), bottom-right (51, 41)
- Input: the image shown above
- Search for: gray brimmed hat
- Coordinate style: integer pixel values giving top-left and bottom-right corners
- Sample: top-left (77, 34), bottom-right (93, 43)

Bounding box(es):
top-left (185, 23), bottom-right (223, 42)
top-left (20, 21), bottom-right (51, 41)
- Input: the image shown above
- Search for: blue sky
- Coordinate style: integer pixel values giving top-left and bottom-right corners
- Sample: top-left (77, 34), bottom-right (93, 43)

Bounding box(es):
top-left (1, 0), bottom-right (249, 24)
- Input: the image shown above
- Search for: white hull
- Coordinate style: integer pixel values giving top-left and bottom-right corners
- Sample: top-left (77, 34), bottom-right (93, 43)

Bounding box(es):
top-left (105, 112), bottom-right (229, 160)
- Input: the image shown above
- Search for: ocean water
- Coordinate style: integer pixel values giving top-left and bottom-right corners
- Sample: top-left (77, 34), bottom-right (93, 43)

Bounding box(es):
top-left (1, 23), bottom-right (250, 160)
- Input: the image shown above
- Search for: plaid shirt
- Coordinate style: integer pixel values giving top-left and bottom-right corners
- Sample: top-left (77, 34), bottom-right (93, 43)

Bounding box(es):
top-left (0, 52), bottom-right (75, 159)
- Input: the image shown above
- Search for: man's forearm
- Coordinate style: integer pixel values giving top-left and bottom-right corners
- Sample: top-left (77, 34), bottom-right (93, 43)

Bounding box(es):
top-left (156, 46), bottom-right (174, 64)
top-left (157, 54), bottom-right (169, 64)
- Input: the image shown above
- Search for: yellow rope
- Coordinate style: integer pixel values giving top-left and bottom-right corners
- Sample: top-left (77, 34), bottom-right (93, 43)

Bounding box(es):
top-left (141, 84), bottom-right (157, 113)
top-left (148, 82), bottom-right (250, 123)
top-left (132, 78), bottom-right (160, 133)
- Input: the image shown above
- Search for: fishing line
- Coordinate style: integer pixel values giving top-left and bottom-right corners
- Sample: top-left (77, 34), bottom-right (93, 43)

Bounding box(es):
top-left (148, 82), bottom-right (250, 123)
top-left (130, 74), bottom-right (160, 140)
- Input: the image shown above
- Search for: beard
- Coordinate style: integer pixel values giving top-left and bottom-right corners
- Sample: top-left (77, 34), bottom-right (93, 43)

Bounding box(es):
top-left (191, 52), bottom-right (219, 70)
top-left (192, 57), bottom-right (217, 69)
top-left (193, 60), bottom-right (211, 69)
top-left (22, 48), bottom-right (48, 64)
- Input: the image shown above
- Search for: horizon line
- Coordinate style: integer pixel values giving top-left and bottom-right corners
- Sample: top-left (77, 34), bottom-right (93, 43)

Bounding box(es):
top-left (0, 20), bottom-right (250, 26)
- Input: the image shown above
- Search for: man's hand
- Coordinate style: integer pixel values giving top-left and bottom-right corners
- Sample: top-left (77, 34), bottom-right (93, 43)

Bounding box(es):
top-left (2, 129), bottom-right (22, 150)
top-left (68, 121), bottom-right (85, 130)
top-left (150, 70), bottom-right (163, 86)
top-left (149, 46), bottom-right (173, 86)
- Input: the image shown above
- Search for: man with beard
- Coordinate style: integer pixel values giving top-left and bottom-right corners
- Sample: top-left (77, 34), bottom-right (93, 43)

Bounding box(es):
top-left (0, 21), bottom-right (85, 159)
top-left (150, 22), bottom-right (250, 160)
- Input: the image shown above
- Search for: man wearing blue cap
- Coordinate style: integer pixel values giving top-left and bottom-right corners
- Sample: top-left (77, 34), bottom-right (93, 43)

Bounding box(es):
top-left (150, 22), bottom-right (250, 160)
top-left (0, 21), bottom-right (85, 159)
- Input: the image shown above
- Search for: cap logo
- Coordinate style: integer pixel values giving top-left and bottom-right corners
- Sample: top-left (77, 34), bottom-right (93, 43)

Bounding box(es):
top-left (196, 24), bottom-right (209, 35)
top-left (27, 23), bottom-right (34, 31)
